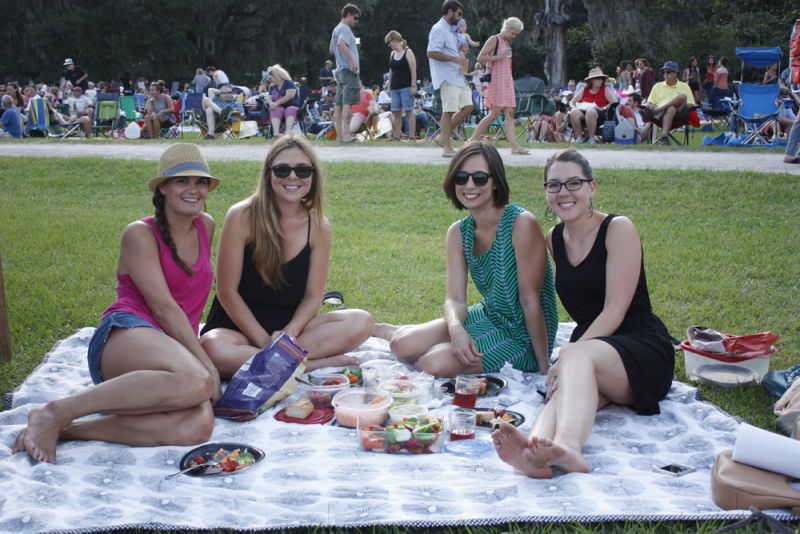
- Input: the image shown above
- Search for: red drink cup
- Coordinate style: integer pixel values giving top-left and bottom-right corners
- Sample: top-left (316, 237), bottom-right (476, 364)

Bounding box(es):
top-left (448, 407), bottom-right (476, 442)
top-left (453, 375), bottom-right (480, 408)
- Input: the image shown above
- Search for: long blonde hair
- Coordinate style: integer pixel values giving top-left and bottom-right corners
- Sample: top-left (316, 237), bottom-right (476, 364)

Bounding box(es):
top-left (248, 134), bottom-right (324, 287)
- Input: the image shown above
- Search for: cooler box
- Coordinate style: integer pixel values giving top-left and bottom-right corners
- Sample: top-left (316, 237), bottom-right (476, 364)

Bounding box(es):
top-left (614, 121), bottom-right (635, 144)
top-left (680, 341), bottom-right (770, 386)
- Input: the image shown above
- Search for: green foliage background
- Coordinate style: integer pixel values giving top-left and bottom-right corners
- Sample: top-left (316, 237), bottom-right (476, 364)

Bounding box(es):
top-left (2, 0), bottom-right (795, 89)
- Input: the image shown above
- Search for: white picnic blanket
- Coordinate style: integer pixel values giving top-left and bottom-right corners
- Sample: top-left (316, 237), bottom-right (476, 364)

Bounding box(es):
top-left (0, 325), bottom-right (794, 532)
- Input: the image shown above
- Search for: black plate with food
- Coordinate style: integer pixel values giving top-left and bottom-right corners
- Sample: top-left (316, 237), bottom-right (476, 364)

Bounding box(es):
top-left (178, 442), bottom-right (264, 477)
top-left (473, 408), bottom-right (525, 429)
top-left (440, 375), bottom-right (508, 397)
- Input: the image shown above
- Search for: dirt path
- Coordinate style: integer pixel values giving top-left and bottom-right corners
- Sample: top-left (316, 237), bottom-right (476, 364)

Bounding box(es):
top-left (1, 141), bottom-right (797, 174)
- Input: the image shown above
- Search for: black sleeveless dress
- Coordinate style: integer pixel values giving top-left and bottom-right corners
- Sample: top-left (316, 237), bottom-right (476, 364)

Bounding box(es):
top-left (552, 214), bottom-right (674, 415)
top-left (201, 217), bottom-right (311, 336)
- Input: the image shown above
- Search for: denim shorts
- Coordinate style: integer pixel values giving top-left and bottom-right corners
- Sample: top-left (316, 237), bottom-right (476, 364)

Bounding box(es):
top-left (87, 311), bottom-right (156, 384)
top-left (390, 88), bottom-right (414, 112)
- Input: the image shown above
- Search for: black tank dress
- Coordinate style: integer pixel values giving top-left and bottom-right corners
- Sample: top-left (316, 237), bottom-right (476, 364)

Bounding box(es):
top-left (201, 217), bottom-right (310, 336)
top-left (552, 214), bottom-right (674, 415)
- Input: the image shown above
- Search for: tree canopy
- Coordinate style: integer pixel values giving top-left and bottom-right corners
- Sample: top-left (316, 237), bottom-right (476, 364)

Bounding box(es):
top-left (2, 0), bottom-right (794, 90)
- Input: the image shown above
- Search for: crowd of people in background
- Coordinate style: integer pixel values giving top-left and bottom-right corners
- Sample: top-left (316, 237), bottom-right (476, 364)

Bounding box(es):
top-left (1, 1), bottom-right (797, 160)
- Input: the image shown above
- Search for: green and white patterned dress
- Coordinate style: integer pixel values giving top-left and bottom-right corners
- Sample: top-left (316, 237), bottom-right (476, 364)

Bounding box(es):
top-left (461, 204), bottom-right (559, 373)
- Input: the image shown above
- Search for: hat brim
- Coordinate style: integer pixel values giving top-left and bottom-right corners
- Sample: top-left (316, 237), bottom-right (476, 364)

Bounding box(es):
top-left (584, 75), bottom-right (607, 82)
top-left (148, 171), bottom-right (220, 192)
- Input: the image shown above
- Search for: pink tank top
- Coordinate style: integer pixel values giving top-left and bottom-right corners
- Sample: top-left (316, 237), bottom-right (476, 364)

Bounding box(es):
top-left (102, 216), bottom-right (213, 334)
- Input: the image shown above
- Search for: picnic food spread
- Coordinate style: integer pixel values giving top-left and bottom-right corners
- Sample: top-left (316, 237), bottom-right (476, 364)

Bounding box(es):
top-left (186, 446), bottom-right (258, 473)
top-left (285, 398), bottom-right (314, 419)
top-left (359, 416), bottom-right (445, 454)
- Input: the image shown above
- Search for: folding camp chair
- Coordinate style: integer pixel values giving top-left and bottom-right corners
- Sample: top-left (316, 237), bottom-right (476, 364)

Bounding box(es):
top-left (119, 95), bottom-right (140, 126)
top-left (134, 93), bottom-right (146, 114)
top-left (160, 95), bottom-right (182, 139)
top-left (734, 47), bottom-right (783, 145)
top-left (93, 93), bottom-right (120, 137)
top-left (304, 104), bottom-right (333, 141)
top-left (181, 93), bottom-right (204, 137)
top-left (736, 83), bottom-right (780, 144)
top-left (25, 96), bottom-right (50, 137)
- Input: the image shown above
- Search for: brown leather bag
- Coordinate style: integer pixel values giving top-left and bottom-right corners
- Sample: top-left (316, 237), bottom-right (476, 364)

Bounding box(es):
top-left (711, 450), bottom-right (800, 515)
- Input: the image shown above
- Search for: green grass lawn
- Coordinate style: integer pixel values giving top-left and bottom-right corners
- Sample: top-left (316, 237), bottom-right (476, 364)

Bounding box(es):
top-left (0, 155), bottom-right (798, 532)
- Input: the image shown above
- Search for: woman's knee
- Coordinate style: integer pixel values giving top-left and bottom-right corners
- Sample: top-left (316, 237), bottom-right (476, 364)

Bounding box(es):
top-left (171, 402), bottom-right (214, 445)
top-left (347, 309), bottom-right (374, 341)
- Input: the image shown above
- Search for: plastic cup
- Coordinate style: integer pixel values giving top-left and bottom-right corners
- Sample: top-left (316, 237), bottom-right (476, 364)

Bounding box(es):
top-left (453, 375), bottom-right (480, 408)
top-left (449, 407), bottom-right (476, 441)
top-left (409, 372), bottom-right (435, 403)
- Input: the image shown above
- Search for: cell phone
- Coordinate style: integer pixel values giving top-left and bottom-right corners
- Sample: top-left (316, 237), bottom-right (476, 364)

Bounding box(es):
top-left (653, 463), bottom-right (696, 477)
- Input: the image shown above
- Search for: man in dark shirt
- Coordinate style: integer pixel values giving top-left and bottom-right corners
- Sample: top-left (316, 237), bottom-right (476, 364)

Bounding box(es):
top-left (63, 58), bottom-right (88, 90)
top-left (319, 60), bottom-right (334, 88)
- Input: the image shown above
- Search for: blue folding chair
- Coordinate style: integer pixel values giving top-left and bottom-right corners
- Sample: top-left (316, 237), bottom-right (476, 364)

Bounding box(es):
top-left (734, 47), bottom-right (783, 144)
top-left (25, 96), bottom-right (50, 137)
top-left (735, 84), bottom-right (780, 145)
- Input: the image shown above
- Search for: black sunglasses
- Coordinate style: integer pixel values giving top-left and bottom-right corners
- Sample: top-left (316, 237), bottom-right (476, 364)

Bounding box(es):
top-left (270, 164), bottom-right (315, 179)
top-left (454, 171), bottom-right (490, 186)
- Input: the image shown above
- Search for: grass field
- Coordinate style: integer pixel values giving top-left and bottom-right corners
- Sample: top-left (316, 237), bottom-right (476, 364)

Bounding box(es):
top-left (0, 154), bottom-right (798, 532)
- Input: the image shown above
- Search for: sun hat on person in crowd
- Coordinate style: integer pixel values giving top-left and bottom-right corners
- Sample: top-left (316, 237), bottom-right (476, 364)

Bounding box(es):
top-left (584, 67), bottom-right (608, 82)
top-left (149, 143), bottom-right (220, 192)
top-left (63, 58), bottom-right (74, 66)
top-left (661, 61), bottom-right (680, 72)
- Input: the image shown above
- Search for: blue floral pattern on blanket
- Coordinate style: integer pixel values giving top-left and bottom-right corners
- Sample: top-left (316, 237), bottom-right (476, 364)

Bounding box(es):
top-left (0, 326), bottom-right (794, 532)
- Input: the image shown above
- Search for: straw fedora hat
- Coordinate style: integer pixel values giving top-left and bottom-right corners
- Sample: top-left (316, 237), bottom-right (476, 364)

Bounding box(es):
top-left (584, 67), bottom-right (608, 82)
top-left (149, 143), bottom-right (219, 192)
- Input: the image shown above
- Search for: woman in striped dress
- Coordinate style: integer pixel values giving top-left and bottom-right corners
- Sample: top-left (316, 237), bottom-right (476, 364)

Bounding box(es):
top-left (376, 142), bottom-right (558, 377)
top-left (466, 17), bottom-right (529, 155)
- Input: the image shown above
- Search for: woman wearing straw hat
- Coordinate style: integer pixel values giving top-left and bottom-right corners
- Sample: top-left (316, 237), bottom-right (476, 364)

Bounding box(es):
top-left (15, 144), bottom-right (221, 464)
top-left (568, 67), bottom-right (619, 144)
top-left (200, 134), bottom-right (373, 376)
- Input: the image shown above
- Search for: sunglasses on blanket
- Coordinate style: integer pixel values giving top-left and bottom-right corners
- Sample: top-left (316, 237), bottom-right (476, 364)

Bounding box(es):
top-left (270, 164), bottom-right (315, 179)
top-left (454, 171), bottom-right (490, 186)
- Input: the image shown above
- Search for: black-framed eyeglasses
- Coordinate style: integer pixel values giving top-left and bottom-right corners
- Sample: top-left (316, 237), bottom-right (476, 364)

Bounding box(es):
top-left (454, 171), bottom-right (490, 186)
top-left (543, 178), bottom-right (592, 193)
top-left (271, 164), bottom-right (315, 179)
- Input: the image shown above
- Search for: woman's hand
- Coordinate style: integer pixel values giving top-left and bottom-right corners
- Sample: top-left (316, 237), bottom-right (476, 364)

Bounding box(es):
top-left (449, 324), bottom-right (482, 366)
top-left (410, 87), bottom-right (417, 97)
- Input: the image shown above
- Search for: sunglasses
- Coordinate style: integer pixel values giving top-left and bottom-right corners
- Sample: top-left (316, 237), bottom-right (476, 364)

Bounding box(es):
top-left (454, 171), bottom-right (490, 186)
top-left (271, 164), bottom-right (315, 179)
top-left (353, 15), bottom-right (360, 20)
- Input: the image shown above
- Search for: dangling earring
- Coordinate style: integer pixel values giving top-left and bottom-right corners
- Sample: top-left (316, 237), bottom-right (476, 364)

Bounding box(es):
top-left (545, 205), bottom-right (555, 221)
top-left (588, 197), bottom-right (594, 218)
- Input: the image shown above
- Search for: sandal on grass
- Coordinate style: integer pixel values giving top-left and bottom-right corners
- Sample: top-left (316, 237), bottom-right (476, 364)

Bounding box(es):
top-left (322, 290), bottom-right (344, 306)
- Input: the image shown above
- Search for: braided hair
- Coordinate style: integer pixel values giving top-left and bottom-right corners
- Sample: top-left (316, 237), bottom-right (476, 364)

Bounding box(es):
top-left (152, 189), bottom-right (194, 274)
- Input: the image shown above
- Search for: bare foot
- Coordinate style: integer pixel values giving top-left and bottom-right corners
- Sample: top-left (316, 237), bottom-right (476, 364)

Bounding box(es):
top-left (372, 322), bottom-right (398, 340)
top-left (523, 436), bottom-right (590, 474)
top-left (304, 354), bottom-right (359, 371)
top-left (19, 405), bottom-right (64, 463)
top-left (492, 423), bottom-right (553, 478)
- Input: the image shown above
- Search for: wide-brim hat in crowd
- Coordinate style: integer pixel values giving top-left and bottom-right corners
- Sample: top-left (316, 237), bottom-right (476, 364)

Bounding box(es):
top-left (661, 60), bottom-right (680, 72)
top-left (63, 58), bottom-right (74, 66)
top-left (149, 143), bottom-right (219, 192)
top-left (584, 67), bottom-right (608, 82)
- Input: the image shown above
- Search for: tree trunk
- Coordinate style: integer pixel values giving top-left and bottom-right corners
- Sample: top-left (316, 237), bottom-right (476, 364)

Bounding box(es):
top-left (536, 0), bottom-right (570, 89)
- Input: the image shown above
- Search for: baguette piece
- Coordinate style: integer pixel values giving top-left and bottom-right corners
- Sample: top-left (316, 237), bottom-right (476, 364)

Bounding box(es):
top-left (285, 398), bottom-right (314, 419)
